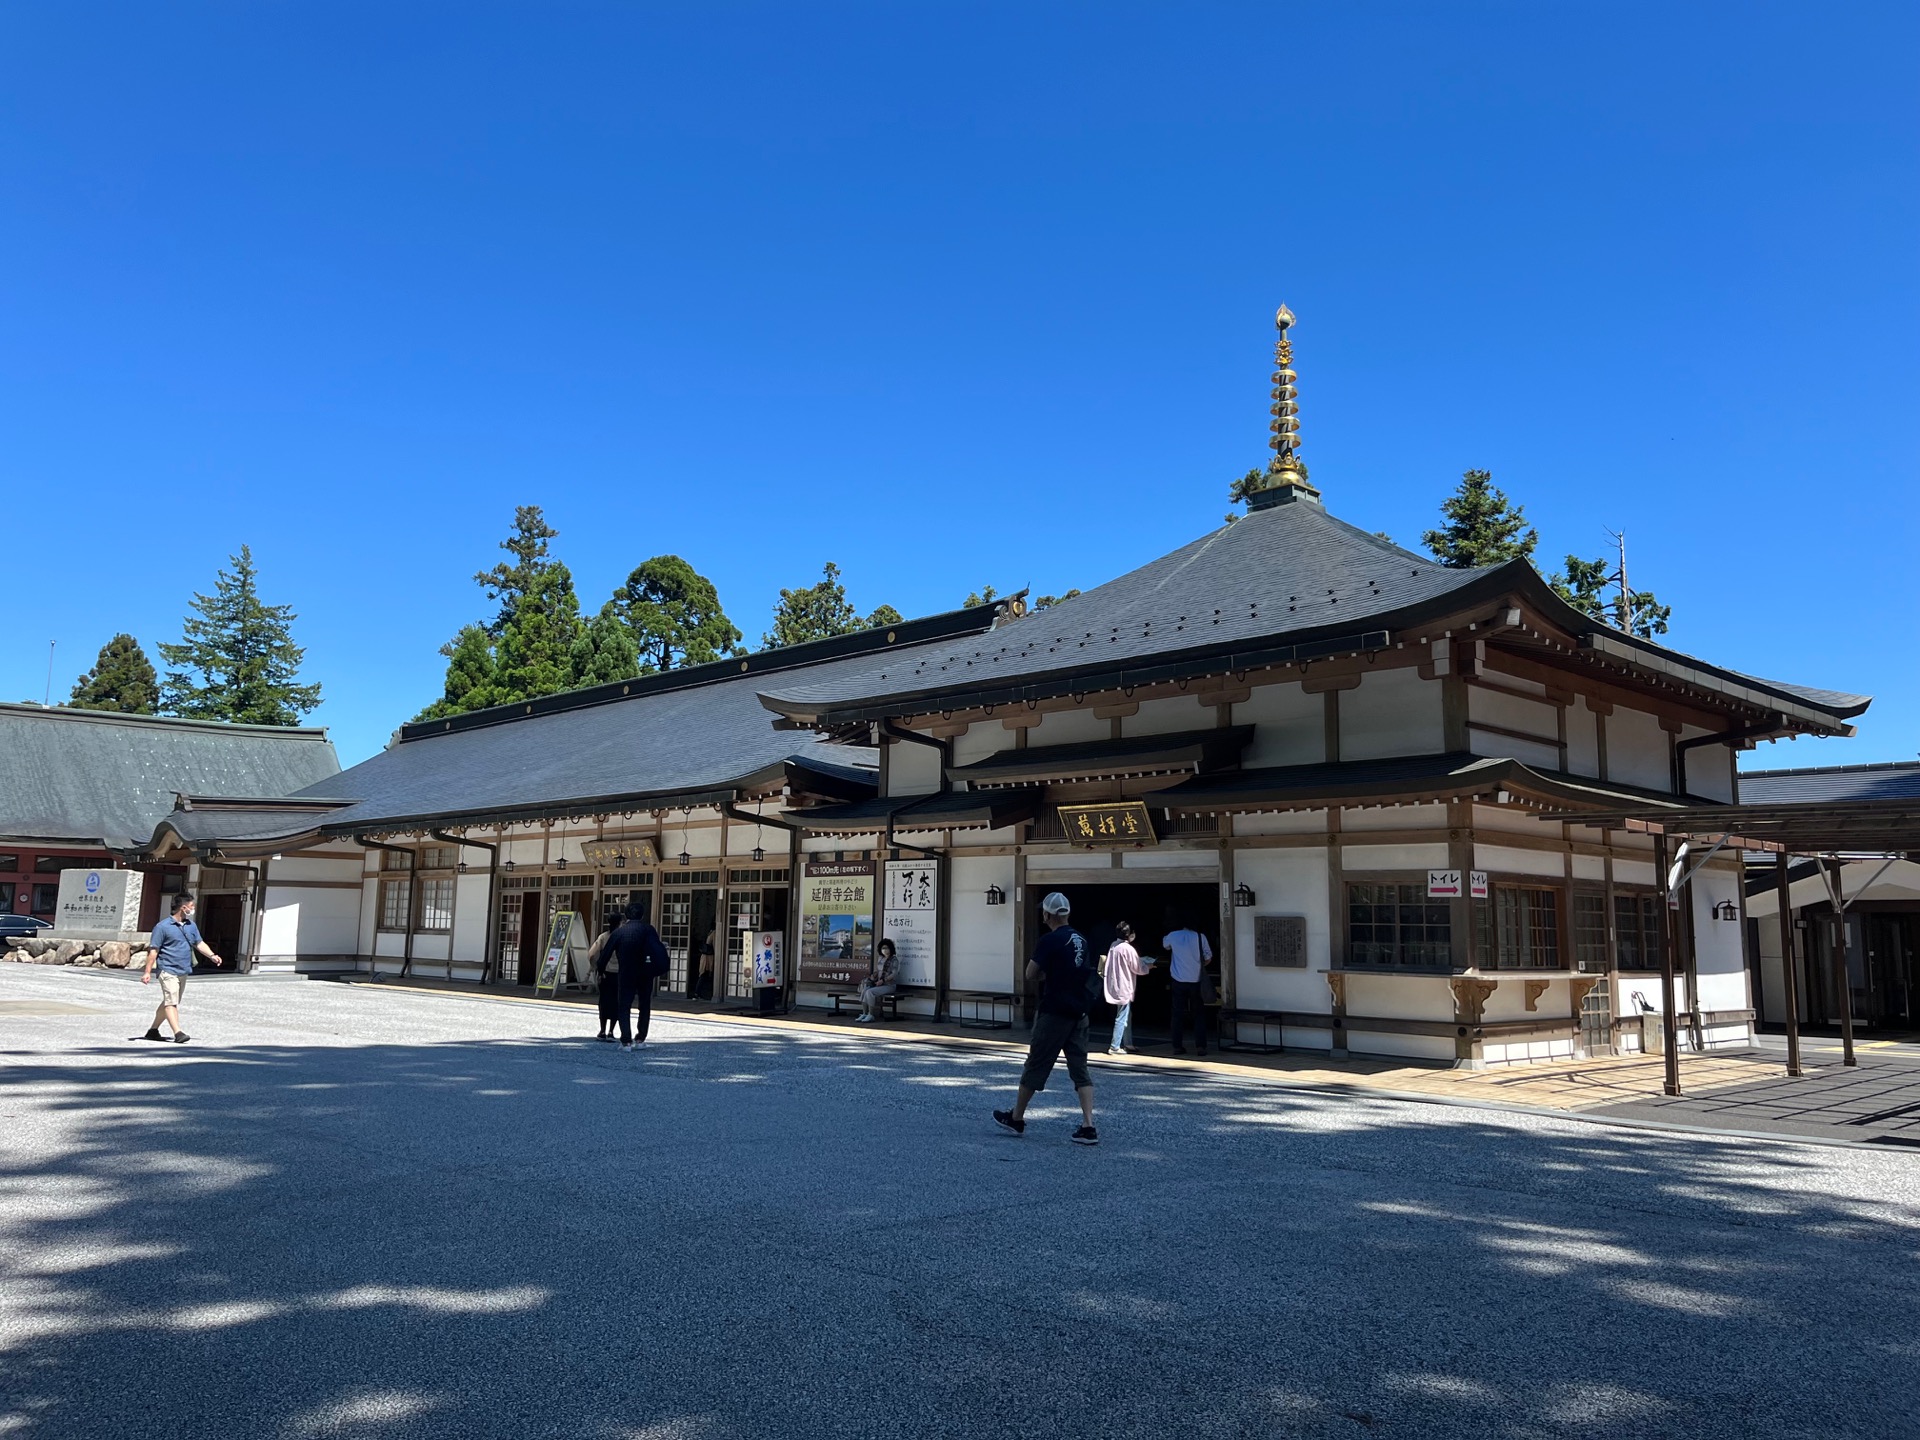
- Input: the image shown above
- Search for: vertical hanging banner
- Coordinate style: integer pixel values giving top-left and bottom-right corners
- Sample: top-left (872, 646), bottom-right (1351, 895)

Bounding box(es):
top-left (750, 929), bottom-right (784, 988)
top-left (883, 859), bottom-right (938, 989)
top-left (798, 861), bottom-right (874, 986)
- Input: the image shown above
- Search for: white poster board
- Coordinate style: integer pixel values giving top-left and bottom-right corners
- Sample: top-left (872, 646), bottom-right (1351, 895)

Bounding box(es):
top-left (882, 860), bottom-right (938, 989)
top-left (750, 929), bottom-right (784, 988)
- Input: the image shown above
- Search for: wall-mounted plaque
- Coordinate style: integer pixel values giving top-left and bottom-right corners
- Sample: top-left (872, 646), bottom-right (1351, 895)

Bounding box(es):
top-left (1253, 914), bottom-right (1307, 969)
top-left (1056, 801), bottom-right (1157, 847)
top-left (582, 838), bottom-right (660, 869)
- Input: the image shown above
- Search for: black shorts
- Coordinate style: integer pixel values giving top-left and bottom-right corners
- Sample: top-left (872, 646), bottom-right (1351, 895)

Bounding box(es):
top-left (1019, 1010), bottom-right (1092, 1092)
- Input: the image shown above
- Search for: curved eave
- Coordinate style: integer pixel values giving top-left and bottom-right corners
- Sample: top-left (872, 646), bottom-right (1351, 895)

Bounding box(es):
top-left (760, 559), bottom-right (1869, 737)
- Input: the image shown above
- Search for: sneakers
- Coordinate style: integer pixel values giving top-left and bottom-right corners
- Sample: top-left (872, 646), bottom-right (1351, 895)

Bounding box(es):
top-left (596, 1033), bottom-right (616, 1043)
top-left (143, 1028), bottom-right (164, 1042)
top-left (1106, 1046), bottom-right (1124, 1055)
top-left (992, 1109), bottom-right (1025, 1135)
top-left (173, 1033), bottom-right (190, 1044)
top-left (620, 1041), bottom-right (633, 1050)
top-left (1071, 1125), bottom-right (1100, 1147)
top-left (855, 1013), bottom-right (873, 1024)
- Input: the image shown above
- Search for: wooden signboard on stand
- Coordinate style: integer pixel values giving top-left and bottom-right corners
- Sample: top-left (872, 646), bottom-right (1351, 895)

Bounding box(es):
top-left (534, 910), bottom-right (587, 996)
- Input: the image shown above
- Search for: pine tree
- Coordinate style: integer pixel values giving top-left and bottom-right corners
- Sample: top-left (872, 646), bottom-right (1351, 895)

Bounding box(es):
top-left (611, 555), bottom-right (744, 673)
top-left (414, 625), bottom-right (500, 721)
top-left (158, 546), bottom-right (322, 725)
top-left (571, 602), bottom-right (643, 687)
top-left (763, 563), bottom-right (894, 647)
top-left (1551, 555), bottom-right (1672, 638)
top-left (475, 505), bottom-right (560, 635)
top-left (68, 634), bottom-right (159, 714)
top-left (1422, 470), bottom-right (1539, 569)
top-left (492, 562), bottom-right (586, 701)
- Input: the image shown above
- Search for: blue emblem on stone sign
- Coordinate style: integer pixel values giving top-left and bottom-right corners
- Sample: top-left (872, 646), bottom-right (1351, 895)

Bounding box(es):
top-left (85, 872), bottom-right (100, 893)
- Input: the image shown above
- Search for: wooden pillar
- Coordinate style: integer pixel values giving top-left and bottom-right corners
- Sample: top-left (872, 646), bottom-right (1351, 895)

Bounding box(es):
top-left (1653, 830), bottom-right (1681, 1096)
top-left (714, 813), bottom-right (730, 1003)
top-left (1012, 846), bottom-right (1030, 1024)
top-left (1824, 857), bottom-right (1858, 1067)
top-left (1776, 853), bottom-right (1803, 1078)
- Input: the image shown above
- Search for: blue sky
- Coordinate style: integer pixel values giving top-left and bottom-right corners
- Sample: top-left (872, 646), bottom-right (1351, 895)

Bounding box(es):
top-left (2, 3), bottom-right (1914, 768)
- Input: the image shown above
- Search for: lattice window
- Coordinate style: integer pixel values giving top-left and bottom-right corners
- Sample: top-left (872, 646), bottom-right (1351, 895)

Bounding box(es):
top-left (378, 878), bottom-right (411, 932)
top-left (1573, 890), bottom-right (1610, 973)
top-left (1481, 886), bottom-right (1560, 970)
top-left (1613, 891), bottom-right (1661, 971)
top-left (1346, 883), bottom-right (1451, 969)
top-left (417, 877), bottom-right (455, 932)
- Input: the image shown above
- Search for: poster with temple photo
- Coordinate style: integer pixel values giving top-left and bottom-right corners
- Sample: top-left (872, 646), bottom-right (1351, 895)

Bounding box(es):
top-left (798, 861), bottom-right (875, 986)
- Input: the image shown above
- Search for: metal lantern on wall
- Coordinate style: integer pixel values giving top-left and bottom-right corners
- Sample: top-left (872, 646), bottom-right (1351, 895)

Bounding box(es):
top-left (985, 884), bottom-right (1006, 906)
top-left (1233, 883), bottom-right (1256, 909)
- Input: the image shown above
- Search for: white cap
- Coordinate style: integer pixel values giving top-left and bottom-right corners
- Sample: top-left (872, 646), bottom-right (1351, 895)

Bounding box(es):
top-left (1040, 891), bottom-right (1071, 916)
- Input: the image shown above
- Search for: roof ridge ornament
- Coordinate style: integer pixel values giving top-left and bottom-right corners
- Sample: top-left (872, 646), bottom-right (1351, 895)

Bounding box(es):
top-left (1248, 304), bottom-right (1321, 510)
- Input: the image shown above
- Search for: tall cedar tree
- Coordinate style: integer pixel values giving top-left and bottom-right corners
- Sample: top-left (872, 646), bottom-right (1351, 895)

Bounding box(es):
top-left (1551, 555), bottom-right (1672, 638)
top-left (612, 556), bottom-right (744, 672)
top-left (571, 603), bottom-right (643, 687)
top-left (475, 505), bottom-right (560, 635)
top-left (415, 625), bottom-right (500, 721)
top-left (763, 563), bottom-right (897, 648)
top-left (68, 634), bottom-right (159, 714)
top-left (158, 546), bottom-right (322, 724)
top-left (491, 562), bottom-right (586, 701)
top-left (1422, 470), bottom-right (1539, 569)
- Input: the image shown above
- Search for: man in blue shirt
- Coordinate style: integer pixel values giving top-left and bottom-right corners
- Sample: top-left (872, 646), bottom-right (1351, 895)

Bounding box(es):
top-left (141, 893), bottom-right (223, 1043)
top-left (993, 892), bottom-right (1098, 1145)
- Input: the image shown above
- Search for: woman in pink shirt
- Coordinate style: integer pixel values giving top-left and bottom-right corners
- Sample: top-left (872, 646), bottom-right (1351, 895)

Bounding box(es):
top-left (1101, 921), bottom-right (1153, 1054)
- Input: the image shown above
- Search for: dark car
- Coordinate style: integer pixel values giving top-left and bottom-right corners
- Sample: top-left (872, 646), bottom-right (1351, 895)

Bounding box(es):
top-left (0, 915), bottom-right (53, 940)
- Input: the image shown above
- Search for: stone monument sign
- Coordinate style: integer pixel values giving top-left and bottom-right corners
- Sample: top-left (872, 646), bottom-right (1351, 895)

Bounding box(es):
top-left (53, 868), bottom-right (145, 941)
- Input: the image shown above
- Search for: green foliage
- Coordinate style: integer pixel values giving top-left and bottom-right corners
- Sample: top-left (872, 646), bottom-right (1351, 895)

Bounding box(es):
top-left (492, 562), bottom-right (586, 701)
top-left (764, 562), bottom-right (895, 648)
top-left (612, 555), bottom-right (744, 672)
top-left (415, 625), bottom-right (501, 721)
top-left (1422, 470), bottom-right (1539, 569)
top-left (158, 546), bottom-right (322, 725)
top-left (1227, 467), bottom-right (1264, 507)
top-left (1551, 555), bottom-right (1671, 638)
top-left (572, 602), bottom-right (643, 687)
top-left (68, 634), bottom-right (158, 714)
top-left (1033, 589), bottom-right (1081, 610)
top-left (963, 585), bottom-right (999, 608)
top-left (474, 505), bottom-right (560, 635)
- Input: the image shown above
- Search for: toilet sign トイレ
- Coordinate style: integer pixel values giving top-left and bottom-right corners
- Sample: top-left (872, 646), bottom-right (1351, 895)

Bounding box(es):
top-left (1428, 870), bottom-right (1489, 899)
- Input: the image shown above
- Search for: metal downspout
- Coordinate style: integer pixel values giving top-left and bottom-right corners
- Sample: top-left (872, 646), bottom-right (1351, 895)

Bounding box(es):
top-left (1672, 719), bottom-right (1782, 798)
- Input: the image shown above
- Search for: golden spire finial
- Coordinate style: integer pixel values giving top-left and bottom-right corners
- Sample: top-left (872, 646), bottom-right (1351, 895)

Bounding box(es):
top-left (1247, 303), bottom-right (1317, 507)
top-left (1269, 306), bottom-right (1300, 465)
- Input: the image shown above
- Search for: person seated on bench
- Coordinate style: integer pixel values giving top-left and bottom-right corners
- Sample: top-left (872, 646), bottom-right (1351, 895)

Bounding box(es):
top-left (856, 938), bottom-right (900, 1024)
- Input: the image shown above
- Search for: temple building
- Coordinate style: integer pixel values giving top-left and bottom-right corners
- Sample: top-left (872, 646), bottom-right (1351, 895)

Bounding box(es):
top-left (147, 309), bottom-right (1871, 1064)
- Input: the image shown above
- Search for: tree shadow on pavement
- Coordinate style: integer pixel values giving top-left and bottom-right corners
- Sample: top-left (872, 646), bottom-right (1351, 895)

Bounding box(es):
top-left (1, 1024), bottom-right (1916, 1440)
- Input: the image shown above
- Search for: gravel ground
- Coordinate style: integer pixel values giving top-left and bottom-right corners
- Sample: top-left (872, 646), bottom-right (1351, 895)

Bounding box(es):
top-left (2, 965), bottom-right (1917, 1440)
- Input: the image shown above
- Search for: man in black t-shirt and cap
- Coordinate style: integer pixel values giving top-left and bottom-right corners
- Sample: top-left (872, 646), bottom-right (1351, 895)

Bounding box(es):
top-left (993, 891), bottom-right (1099, 1146)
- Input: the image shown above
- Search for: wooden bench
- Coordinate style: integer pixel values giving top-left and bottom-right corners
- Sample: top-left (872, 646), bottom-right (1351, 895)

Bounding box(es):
top-left (1217, 1008), bottom-right (1289, 1055)
top-left (947, 989), bottom-right (1015, 1030)
top-left (827, 988), bottom-right (901, 1020)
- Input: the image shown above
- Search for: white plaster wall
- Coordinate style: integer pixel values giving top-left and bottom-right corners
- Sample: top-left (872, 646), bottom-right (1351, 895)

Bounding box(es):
top-left (1607, 707), bottom-right (1671, 792)
top-left (952, 722), bottom-right (1014, 767)
top-left (1481, 734), bottom-right (1563, 771)
top-left (258, 887), bottom-right (362, 957)
top-left (1690, 868), bottom-right (1750, 1015)
top-left (949, 856), bottom-right (1015, 991)
top-left (454, 873), bottom-right (492, 964)
top-left (1346, 1029), bottom-right (1456, 1062)
top-left (1122, 694), bottom-right (1212, 737)
top-left (1342, 668), bottom-right (1444, 761)
top-left (1613, 859), bottom-right (1656, 889)
top-left (1571, 854), bottom-right (1606, 882)
top-left (502, 836), bottom-right (549, 867)
top-left (267, 854), bottom-right (362, 883)
top-left (1028, 707), bottom-right (1109, 747)
top-left (358, 878), bottom-right (379, 954)
top-left (1238, 681), bottom-right (1324, 767)
top-left (1677, 728), bottom-right (1736, 802)
top-left (887, 739), bottom-right (942, 797)
top-left (1475, 844), bottom-right (1565, 880)
top-left (1564, 699), bottom-right (1601, 778)
top-left (1341, 843), bottom-right (1449, 872)
top-left (1468, 685), bottom-right (1559, 743)
top-left (1230, 847), bottom-right (1331, 1012)
top-left (411, 934), bottom-right (452, 964)
top-left (1344, 973), bottom-right (1452, 1023)
top-left (1345, 804), bottom-right (1446, 832)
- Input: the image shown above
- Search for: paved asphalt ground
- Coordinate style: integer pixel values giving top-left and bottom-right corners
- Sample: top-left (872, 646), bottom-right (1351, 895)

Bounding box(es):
top-left (3, 968), bottom-right (1917, 1440)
